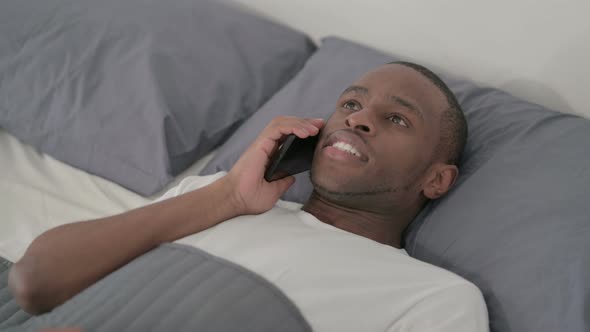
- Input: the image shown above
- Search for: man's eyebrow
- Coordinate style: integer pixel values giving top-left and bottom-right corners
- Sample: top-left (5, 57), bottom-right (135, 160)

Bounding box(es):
top-left (390, 95), bottom-right (424, 121)
top-left (341, 85), bottom-right (369, 96)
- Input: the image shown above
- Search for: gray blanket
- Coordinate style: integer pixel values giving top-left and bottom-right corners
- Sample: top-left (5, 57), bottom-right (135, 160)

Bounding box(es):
top-left (0, 244), bottom-right (311, 332)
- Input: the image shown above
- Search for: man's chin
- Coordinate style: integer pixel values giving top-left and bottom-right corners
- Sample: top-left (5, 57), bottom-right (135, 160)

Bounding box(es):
top-left (310, 156), bottom-right (364, 179)
top-left (309, 170), bottom-right (358, 198)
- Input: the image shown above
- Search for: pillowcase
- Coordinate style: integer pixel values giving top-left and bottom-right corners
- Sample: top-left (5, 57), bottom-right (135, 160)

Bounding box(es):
top-left (0, 0), bottom-right (315, 195)
top-left (201, 36), bottom-right (590, 332)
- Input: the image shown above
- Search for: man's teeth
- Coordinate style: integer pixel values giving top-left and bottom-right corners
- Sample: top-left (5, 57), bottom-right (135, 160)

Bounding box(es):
top-left (331, 141), bottom-right (361, 157)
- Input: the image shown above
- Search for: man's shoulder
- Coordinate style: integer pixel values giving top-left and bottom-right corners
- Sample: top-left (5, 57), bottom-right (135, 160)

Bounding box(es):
top-left (391, 255), bottom-right (489, 330)
top-left (395, 279), bottom-right (489, 331)
top-left (401, 253), bottom-right (484, 298)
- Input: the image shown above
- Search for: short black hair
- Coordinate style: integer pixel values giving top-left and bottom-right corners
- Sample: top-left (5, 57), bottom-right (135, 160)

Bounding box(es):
top-left (388, 61), bottom-right (467, 165)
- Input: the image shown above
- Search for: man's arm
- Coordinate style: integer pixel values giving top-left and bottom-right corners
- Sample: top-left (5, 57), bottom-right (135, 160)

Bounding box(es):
top-left (8, 178), bottom-right (240, 315)
top-left (8, 116), bottom-right (324, 315)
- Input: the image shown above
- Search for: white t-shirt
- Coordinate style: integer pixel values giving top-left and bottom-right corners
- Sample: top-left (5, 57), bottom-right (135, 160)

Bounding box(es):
top-left (157, 172), bottom-right (489, 332)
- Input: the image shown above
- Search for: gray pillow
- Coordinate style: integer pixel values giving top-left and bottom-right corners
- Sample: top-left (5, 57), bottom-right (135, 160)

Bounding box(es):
top-left (0, 0), bottom-right (315, 195)
top-left (201, 36), bottom-right (590, 332)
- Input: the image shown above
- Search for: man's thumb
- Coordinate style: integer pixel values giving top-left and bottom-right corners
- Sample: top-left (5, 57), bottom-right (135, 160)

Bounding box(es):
top-left (274, 175), bottom-right (296, 194)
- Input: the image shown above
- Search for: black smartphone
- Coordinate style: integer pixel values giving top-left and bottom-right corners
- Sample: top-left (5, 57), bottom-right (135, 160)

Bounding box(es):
top-left (264, 134), bottom-right (320, 182)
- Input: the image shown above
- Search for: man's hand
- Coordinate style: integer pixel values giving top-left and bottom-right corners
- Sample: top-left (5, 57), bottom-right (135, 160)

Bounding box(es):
top-left (223, 116), bottom-right (324, 215)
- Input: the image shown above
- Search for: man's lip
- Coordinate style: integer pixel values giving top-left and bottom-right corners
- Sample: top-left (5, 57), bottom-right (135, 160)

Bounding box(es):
top-left (322, 130), bottom-right (369, 161)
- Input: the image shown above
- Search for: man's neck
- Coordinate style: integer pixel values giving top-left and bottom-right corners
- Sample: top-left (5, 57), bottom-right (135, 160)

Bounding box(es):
top-left (301, 191), bottom-right (411, 249)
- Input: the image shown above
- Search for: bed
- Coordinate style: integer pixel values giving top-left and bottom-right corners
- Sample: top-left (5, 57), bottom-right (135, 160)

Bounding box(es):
top-left (1, 0), bottom-right (589, 331)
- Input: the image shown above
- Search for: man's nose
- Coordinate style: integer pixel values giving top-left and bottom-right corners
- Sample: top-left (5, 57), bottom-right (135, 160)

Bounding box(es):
top-left (345, 109), bottom-right (374, 134)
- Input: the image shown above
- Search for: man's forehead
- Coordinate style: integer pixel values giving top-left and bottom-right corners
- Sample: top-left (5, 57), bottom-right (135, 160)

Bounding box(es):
top-left (351, 64), bottom-right (447, 115)
top-left (356, 64), bottom-right (430, 89)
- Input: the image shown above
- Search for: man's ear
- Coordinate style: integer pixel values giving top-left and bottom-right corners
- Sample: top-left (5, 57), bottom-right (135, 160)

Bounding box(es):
top-left (422, 163), bottom-right (459, 200)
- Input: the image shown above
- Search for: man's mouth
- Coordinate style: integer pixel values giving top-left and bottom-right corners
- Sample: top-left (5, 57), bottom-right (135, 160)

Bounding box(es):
top-left (330, 141), bottom-right (362, 158)
top-left (322, 131), bottom-right (369, 162)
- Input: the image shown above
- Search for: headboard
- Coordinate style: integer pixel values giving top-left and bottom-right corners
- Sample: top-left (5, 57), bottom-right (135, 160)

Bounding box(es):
top-left (232, 0), bottom-right (590, 119)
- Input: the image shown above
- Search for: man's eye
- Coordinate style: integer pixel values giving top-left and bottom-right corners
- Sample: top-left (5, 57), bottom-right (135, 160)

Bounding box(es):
top-left (343, 101), bottom-right (360, 111)
top-left (389, 115), bottom-right (409, 127)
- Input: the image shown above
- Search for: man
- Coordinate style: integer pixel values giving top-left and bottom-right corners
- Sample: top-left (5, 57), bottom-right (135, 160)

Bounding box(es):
top-left (9, 62), bottom-right (488, 331)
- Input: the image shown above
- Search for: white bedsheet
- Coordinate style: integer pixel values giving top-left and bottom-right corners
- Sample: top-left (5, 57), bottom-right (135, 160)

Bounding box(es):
top-left (0, 129), bottom-right (217, 262)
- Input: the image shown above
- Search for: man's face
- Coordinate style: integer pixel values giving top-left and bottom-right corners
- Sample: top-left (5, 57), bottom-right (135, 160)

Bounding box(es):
top-left (310, 64), bottom-right (448, 210)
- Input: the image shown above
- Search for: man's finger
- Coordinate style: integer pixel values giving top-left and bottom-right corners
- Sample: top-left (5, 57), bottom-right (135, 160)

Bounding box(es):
top-left (296, 118), bottom-right (324, 134)
top-left (274, 120), bottom-right (323, 138)
top-left (253, 117), bottom-right (325, 158)
top-left (267, 117), bottom-right (323, 134)
top-left (305, 118), bottom-right (325, 129)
